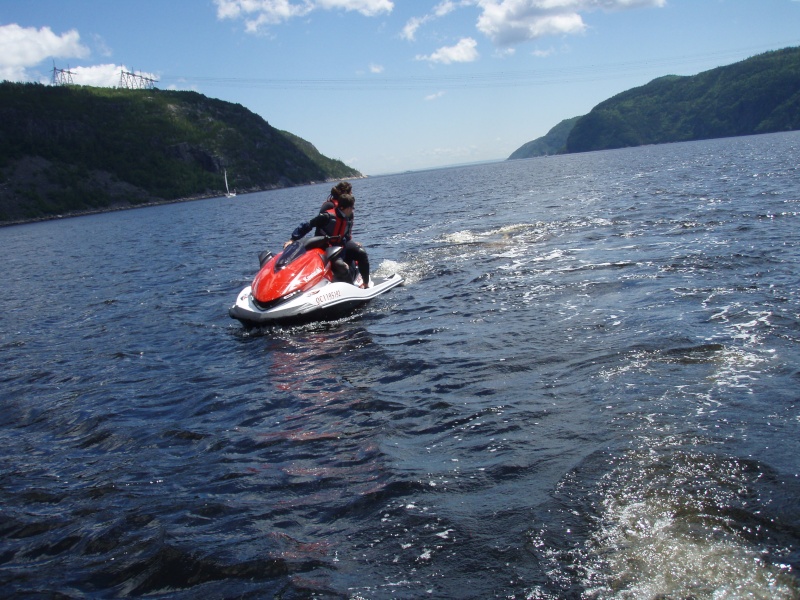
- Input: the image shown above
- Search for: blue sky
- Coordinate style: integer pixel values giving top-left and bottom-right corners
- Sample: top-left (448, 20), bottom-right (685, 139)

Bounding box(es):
top-left (1, 1), bottom-right (799, 175)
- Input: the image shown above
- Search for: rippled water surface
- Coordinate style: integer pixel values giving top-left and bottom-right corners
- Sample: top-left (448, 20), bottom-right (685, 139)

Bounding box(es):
top-left (2, 132), bottom-right (800, 599)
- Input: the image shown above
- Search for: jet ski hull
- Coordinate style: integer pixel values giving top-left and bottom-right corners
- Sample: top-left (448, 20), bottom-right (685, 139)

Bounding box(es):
top-left (229, 274), bottom-right (404, 326)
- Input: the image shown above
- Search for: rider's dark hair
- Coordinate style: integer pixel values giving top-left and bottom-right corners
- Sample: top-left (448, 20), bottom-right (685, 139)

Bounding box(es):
top-left (337, 193), bottom-right (355, 209)
top-left (331, 181), bottom-right (352, 199)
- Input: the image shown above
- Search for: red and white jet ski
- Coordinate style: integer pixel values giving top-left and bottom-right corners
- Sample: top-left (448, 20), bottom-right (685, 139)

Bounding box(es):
top-left (229, 237), bottom-right (403, 326)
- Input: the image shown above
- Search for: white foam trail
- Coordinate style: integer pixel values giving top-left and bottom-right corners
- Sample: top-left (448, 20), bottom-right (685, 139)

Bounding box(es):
top-left (580, 448), bottom-right (799, 599)
top-left (439, 223), bottom-right (543, 245)
top-left (584, 494), bottom-right (797, 599)
top-left (374, 259), bottom-right (426, 285)
top-left (441, 230), bottom-right (482, 244)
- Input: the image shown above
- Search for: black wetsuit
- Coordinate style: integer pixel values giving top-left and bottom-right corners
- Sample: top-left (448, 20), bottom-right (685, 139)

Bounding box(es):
top-left (291, 208), bottom-right (354, 283)
top-left (292, 206), bottom-right (351, 243)
top-left (316, 199), bottom-right (370, 287)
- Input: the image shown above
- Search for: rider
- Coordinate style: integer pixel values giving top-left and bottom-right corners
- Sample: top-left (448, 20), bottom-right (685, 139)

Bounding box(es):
top-left (287, 193), bottom-right (358, 285)
top-left (320, 182), bottom-right (370, 288)
top-left (321, 181), bottom-right (352, 212)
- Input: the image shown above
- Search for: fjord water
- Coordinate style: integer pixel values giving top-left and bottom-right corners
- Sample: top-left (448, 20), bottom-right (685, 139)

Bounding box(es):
top-left (2, 132), bottom-right (799, 599)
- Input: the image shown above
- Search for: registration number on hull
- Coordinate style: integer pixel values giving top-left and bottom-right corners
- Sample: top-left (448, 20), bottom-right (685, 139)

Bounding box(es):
top-left (315, 289), bottom-right (341, 305)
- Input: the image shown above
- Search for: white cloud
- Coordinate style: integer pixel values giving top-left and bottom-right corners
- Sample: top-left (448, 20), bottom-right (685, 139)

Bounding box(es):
top-left (70, 65), bottom-right (159, 88)
top-left (315, 0), bottom-right (394, 16)
top-left (416, 37), bottom-right (479, 64)
top-left (369, 63), bottom-right (384, 73)
top-left (71, 64), bottom-right (123, 87)
top-left (402, 0), bottom-right (462, 41)
top-left (433, 1), bottom-right (459, 17)
top-left (0, 23), bottom-right (89, 82)
top-left (0, 23), bottom-right (162, 88)
top-left (402, 0), bottom-right (664, 58)
top-left (401, 16), bottom-right (426, 41)
top-left (475, 0), bottom-right (666, 46)
top-left (425, 90), bottom-right (446, 100)
top-left (215, 0), bottom-right (310, 24)
top-left (215, 0), bottom-right (393, 30)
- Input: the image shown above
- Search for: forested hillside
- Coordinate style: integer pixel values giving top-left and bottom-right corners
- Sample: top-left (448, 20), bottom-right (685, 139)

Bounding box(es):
top-left (508, 116), bottom-right (581, 159)
top-left (0, 83), bottom-right (361, 223)
top-left (509, 47), bottom-right (800, 159)
top-left (566, 47), bottom-right (800, 153)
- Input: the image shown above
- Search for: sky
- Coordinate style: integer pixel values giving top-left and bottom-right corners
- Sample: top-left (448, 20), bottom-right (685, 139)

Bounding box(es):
top-left (1, 1), bottom-right (799, 175)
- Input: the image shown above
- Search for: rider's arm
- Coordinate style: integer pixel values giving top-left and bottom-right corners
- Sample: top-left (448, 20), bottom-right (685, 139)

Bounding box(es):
top-left (290, 213), bottom-right (328, 241)
top-left (290, 222), bottom-right (312, 241)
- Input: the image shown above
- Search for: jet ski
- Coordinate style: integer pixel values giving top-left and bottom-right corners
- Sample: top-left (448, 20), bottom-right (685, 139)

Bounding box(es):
top-left (229, 236), bottom-right (404, 326)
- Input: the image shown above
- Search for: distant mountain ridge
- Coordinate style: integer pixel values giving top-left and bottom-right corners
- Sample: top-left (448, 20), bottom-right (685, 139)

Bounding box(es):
top-left (509, 46), bottom-right (800, 159)
top-left (508, 116), bottom-right (581, 159)
top-left (0, 83), bottom-right (361, 223)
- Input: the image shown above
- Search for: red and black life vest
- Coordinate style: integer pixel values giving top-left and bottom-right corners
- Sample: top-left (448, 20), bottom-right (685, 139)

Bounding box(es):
top-left (315, 207), bottom-right (351, 245)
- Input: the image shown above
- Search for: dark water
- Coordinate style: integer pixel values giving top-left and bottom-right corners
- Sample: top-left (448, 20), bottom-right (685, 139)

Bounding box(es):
top-left (2, 132), bottom-right (799, 599)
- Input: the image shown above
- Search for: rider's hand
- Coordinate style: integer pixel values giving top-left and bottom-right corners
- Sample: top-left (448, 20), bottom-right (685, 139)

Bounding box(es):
top-left (283, 240), bottom-right (292, 248)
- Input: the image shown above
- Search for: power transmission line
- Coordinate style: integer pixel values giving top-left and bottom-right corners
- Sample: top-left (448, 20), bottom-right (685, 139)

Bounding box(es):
top-left (119, 70), bottom-right (158, 90)
top-left (51, 63), bottom-right (75, 86)
top-left (160, 42), bottom-right (799, 92)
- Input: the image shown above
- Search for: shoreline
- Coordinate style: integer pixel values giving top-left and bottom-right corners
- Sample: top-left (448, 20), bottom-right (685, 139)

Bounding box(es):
top-left (0, 176), bottom-right (366, 228)
top-left (0, 192), bottom-right (220, 228)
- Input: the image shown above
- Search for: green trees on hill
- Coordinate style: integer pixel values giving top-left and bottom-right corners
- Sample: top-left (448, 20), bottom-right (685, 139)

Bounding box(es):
top-left (0, 83), bottom-right (361, 222)
top-left (508, 47), bottom-right (800, 160)
top-left (508, 116), bottom-right (581, 159)
top-left (565, 47), bottom-right (800, 153)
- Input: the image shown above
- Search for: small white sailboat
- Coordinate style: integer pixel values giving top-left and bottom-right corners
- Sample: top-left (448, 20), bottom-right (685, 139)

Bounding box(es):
top-left (224, 169), bottom-right (236, 198)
